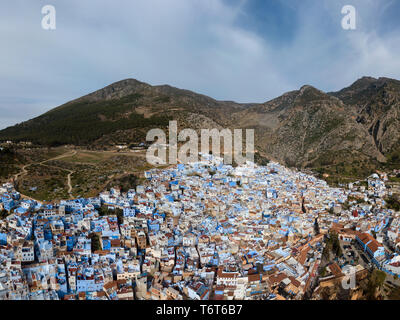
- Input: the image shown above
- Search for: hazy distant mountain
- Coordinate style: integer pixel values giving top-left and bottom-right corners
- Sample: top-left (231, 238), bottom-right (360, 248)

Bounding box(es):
top-left (1, 76), bottom-right (399, 179)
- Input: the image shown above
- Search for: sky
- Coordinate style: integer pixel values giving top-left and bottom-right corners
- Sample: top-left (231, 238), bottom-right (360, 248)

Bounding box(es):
top-left (0, 0), bottom-right (400, 129)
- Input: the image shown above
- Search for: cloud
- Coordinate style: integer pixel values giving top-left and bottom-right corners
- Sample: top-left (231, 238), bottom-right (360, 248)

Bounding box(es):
top-left (0, 0), bottom-right (399, 129)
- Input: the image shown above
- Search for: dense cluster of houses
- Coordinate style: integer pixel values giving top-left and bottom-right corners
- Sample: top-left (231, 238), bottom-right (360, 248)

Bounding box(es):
top-left (0, 153), bottom-right (399, 300)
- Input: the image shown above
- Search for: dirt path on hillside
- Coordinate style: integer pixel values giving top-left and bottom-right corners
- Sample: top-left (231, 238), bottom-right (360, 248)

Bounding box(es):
top-left (12, 148), bottom-right (150, 202)
top-left (13, 150), bottom-right (77, 201)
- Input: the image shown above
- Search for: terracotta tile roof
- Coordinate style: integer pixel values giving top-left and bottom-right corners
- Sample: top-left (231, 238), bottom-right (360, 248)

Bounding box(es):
top-left (248, 273), bottom-right (260, 283)
top-left (328, 263), bottom-right (343, 277)
top-left (268, 272), bottom-right (287, 286)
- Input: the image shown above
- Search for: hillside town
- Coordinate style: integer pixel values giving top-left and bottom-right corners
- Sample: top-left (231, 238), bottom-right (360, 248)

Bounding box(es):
top-left (0, 153), bottom-right (399, 300)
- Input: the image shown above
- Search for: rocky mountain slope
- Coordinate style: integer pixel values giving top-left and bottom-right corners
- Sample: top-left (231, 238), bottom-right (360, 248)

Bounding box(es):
top-left (330, 77), bottom-right (400, 161)
top-left (232, 84), bottom-right (385, 169)
top-left (1, 76), bottom-right (399, 180)
top-left (0, 79), bottom-right (246, 147)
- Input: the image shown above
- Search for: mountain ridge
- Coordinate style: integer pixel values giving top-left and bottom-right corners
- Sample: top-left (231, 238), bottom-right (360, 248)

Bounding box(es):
top-left (1, 76), bottom-right (400, 182)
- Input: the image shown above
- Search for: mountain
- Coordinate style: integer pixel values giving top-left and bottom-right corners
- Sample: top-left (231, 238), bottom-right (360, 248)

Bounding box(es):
top-left (232, 85), bottom-right (384, 170)
top-left (330, 77), bottom-right (400, 162)
top-left (0, 79), bottom-right (246, 147)
top-left (1, 76), bottom-right (400, 182)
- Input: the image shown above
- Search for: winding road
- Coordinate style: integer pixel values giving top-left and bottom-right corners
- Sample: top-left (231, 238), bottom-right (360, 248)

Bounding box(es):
top-left (13, 150), bottom-right (77, 200)
top-left (12, 148), bottom-right (148, 201)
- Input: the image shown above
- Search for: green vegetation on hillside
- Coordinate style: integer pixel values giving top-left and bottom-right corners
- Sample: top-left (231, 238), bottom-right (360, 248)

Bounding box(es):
top-left (2, 76), bottom-right (400, 190)
top-left (0, 94), bottom-right (171, 146)
top-left (364, 269), bottom-right (386, 300)
top-left (0, 146), bottom-right (25, 181)
top-left (313, 156), bottom-right (379, 187)
top-left (18, 163), bottom-right (70, 201)
top-left (387, 149), bottom-right (400, 166)
top-left (105, 173), bottom-right (139, 193)
top-left (254, 153), bottom-right (270, 166)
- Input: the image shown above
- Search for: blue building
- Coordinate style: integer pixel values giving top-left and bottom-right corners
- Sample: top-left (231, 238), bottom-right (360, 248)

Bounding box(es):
top-left (356, 232), bottom-right (386, 268)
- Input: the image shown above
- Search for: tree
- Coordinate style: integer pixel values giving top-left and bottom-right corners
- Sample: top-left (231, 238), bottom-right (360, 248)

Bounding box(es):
top-left (88, 233), bottom-right (101, 252)
top-left (322, 246), bottom-right (330, 260)
top-left (314, 218), bottom-right (320, 235)
top-left (319, 266), bottom-right (327, 277)
top-left (115, 208), bottom-right (124, 225)
top-left (98, 205), bottom-right (123, 225)
top-left (325, 231), bottom-right (342, 257)
top-left (0, 210), bottom-right (8, 219)
top-left (385, 196), bottom-right (400, 211)
top-left (98, 205), bottom-right (108, 216)
top-left (365, 269), bottom-right (386, 300)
